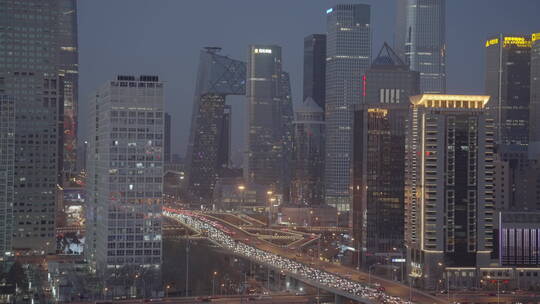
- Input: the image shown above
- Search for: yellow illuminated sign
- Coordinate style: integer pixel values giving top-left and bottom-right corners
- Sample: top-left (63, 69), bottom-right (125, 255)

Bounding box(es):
top-left (367, 108), bottom-right (388, 115)
top-left (503, 36), bottom-right (531, 48)
top-left (485, 38), bottom-right (499, 48)
top-left (532, 33), bottom-right (540, 43)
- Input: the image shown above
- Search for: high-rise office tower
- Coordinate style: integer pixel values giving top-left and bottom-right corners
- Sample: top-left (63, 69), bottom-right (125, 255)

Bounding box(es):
top-left (485, 34), bottom-right (532, 210)
top-left (246, 45), bottom-right (289, 193)
top-left (0, 96), bottom-right (14, 255)
top-left (324, 4), bottom-right (372, 211)
top-left (164, 113), bottom-right (171, 163)
top-left (529, 33), bottom-right (540, 159)
top-left (352, 43), bottom-right (419, 266)
top-left (0, 0), bottom-right (64, 254)
top-left (58, 0), bottom-right (79, 178)
top-left (395, 0), bottom-right (446, 94)
top-left (303, 34), bottom-right (326, 110)
top-left (291, 97), bottom-right (325, 206)
top-left (405, 94), bottom-right (495, 289)
top-left (87, 75), bottom-right (164, 296)
top-left (186, 47), bottom-right (246, 202)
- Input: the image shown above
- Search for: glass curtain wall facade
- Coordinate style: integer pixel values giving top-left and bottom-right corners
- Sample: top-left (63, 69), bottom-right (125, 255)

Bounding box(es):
top-left (303, 34), bottom-right (327, 111)
top-left (324, 4), bottom-right (372, 212)
top-left (485, 34), bottom-right (532, 210)
top-left (395, 0), bottom-right (446, 94)
top-left (0, 0), bottom-right (63, 254)
top-left (246, 45), bottom-right (291, 194)
top-left (185, 48), bottom-right (246, 203)
top-left (352, 43), bottom-right (419, 266)
top-left (87, 75), bottom-right (164, 297)
top-left (0, 96), bottom-right (14, 255)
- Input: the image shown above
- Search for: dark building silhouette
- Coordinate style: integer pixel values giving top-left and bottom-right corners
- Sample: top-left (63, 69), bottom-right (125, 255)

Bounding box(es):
top-left (303, 34), bottom-right (326, 110)
top-left (59, 0), bottom-right (79, 178)
top-left (246, 45), bottom-right (293, 196)
top-left (291, 97), bottom-right (325, 206)
top-left (352, 44), bottom-right (419, 266)
top-left (485, 34), bottom-right (532, 210)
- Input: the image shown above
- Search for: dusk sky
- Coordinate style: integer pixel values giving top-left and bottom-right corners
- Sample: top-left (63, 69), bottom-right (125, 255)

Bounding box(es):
top-left (78, 0), bottom-right (540, 157)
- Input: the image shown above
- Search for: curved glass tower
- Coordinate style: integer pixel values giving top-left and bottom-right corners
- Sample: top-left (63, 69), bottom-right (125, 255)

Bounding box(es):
top-left (395, 0), bottom-right (446, 94)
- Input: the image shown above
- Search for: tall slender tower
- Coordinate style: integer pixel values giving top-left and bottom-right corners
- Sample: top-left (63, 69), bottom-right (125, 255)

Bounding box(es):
top-left (395, 0), bottom-right (446, 94)
top-left (352, 43), bottom-right (419, 266)
top-left (291, 97), bottom-right (325, 206)
top-left (0, 0), bottom-right (64, 254)
top-left (87, 75), bottom-right (164, 296)
top-left (485, 34), bottom-right (532, 210)
top-left (0, 96), bottom-right (15, 255)
top-left (246, 45), bottom-right (289, 194)
top-left (303, 34), bottom-right (327, 111)
top-left (324, 4), bottom-right (372, 212)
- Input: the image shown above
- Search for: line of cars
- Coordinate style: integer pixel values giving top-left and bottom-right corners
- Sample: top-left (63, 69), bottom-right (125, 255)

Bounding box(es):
top-left (164, 208), bottom-right (414, 304)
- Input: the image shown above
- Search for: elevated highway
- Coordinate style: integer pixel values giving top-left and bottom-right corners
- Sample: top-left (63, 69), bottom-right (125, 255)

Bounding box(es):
top-left (164, 208), bottom-right (447, 304)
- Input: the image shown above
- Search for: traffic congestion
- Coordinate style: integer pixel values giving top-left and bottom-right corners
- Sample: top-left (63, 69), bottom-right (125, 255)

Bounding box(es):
top-left (163, 208), bottom-right (413, 304)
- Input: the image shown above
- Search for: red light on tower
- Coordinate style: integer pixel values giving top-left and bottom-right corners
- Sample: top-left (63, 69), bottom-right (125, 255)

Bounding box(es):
top-left (362, 75), bottom-right (367, 97)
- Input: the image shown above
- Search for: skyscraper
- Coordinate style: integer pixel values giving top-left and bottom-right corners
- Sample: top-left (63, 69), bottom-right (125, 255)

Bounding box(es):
top-left (186, 47), bottom-right (246, 202)
top-left (303, 34), bottom-right (326, 110)
top-left (324, 4), bottom-right (372, 212)
top-left (86, 75), bottom-right (164, 297)
top-left (291, 97), bottom-right (325, 206)
top-left (485, 34), bottom-right (532, 210)
top-left (405, 94), bottom-right (495, 289)
top-left (58, 0), bottom-right (79, 178)
top-left (395, 0), bottom-right (446, 94)
top-left (0, 0), bottom-right (64, 254)
top-left (0, 96), bottom-right (14, 255)
top-left (246, 45), bottom-right (290, 194)
top-left (352, 43), bottom-right (419, 266)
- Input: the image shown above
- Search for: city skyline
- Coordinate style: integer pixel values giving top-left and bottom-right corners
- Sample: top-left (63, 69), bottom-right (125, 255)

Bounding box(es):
top-left (3, 0), bottom-right (540, 302)
top-left (78, 0), bottom-right (540, 156)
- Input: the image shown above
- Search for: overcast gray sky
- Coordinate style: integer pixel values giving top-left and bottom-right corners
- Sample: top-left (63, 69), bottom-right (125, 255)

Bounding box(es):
top-left (78, 0), bottom-right (540, 157)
